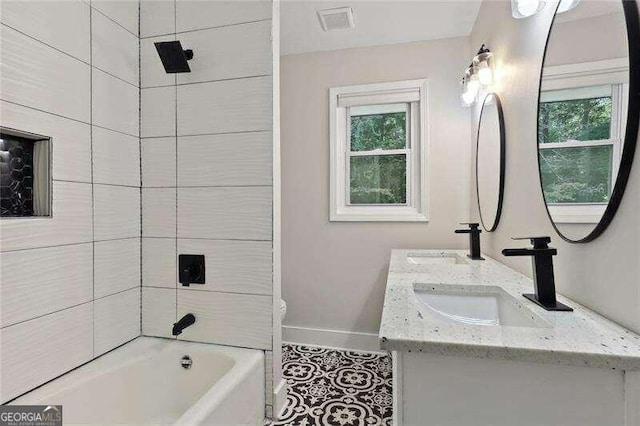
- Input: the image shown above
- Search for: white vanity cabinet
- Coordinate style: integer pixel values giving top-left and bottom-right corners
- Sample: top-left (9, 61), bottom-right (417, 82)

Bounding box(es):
top-left (380, 250), bottom-right (640, 426)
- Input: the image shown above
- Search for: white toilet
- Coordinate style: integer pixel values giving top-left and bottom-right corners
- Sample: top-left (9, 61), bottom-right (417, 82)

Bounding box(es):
top-left (280, 299), bottom-right (287, 320)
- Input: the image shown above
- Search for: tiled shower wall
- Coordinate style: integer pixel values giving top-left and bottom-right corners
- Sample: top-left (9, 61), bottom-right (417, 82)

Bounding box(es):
top-left (138, 0), bottom-right (279, 415)
top-left (0, 1), bottom-right (140, 403)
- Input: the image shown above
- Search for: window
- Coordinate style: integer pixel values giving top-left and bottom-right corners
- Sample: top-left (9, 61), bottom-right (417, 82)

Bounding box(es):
top-left (330, 80), bottom-right (428, 221)
top-left (539, 59), bottom-right (628, 223)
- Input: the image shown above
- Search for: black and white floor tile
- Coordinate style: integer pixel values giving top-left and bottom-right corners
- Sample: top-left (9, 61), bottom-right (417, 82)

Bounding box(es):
top-left (272, 344), bottom-right (393, 426)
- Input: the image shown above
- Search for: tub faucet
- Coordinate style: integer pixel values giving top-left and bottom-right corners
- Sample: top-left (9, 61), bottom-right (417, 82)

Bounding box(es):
top-left (172, 313), bottom-right (196, 336)
top-left (502, 237), bottom-right (572, 312)
top-left (454, 223), bottom-right (484, 260)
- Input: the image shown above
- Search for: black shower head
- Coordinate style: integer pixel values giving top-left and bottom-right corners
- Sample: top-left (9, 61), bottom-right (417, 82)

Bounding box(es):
top-left (154, 41), bottom-right (193, 73)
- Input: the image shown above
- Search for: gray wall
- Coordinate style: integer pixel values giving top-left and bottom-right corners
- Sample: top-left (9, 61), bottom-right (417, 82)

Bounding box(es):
top-left (0, 0), bottom-right (140, 403)
top-left (469, 0), bottom-right (640, 334)
top-left (280, 37), bottom-right (472, 336)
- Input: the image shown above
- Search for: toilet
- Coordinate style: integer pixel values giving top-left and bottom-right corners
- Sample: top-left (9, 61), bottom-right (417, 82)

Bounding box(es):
top-left (280, 299), bottom-right (287, 320)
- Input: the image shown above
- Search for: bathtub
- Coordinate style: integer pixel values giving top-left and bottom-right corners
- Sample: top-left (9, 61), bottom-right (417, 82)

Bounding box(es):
top-left (12, 337), bottom-right (265, 425)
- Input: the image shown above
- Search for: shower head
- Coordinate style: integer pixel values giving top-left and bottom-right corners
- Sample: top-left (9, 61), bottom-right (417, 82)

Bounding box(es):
top-left (154, 41), bottom-right (193, 73)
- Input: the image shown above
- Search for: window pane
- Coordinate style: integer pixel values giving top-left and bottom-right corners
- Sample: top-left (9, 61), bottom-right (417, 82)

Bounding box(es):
top-left (539, 96), bottom-right (612, 144)
top-left (350, 109), bottom-right (406, 151)
top-left (539, 145), bottom-right (613, 204)
top-left (350, 154), bottom-right (406, 204)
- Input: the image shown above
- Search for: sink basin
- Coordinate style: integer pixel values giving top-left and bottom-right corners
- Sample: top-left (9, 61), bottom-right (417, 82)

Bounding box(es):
top-left (406, 252), bottom-right (469, 265)
top-left (413, 284), bottom-right (550, 328)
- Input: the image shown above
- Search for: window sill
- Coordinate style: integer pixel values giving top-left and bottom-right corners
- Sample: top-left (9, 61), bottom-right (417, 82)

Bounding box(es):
top-left (330, 207), bottom-right (429, 222)
top-left (547, 204), bottom-right (605, 224)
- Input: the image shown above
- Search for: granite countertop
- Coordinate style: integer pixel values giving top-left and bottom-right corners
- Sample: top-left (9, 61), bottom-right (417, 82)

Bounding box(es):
top-left (379, 249), bottom-right (640, 370)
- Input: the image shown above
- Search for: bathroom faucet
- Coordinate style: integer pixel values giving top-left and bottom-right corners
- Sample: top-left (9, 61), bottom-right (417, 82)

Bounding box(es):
top-left (172, 313), bottom-right (196, 336)
top-left (454, 223), bottom-right (484, 260)
top-left (502, 237), bottom-right (572, 311)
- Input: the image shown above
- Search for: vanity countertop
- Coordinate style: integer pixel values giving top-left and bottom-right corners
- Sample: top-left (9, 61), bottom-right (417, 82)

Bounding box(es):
top-left (379, 249), bottom-right (640, 370)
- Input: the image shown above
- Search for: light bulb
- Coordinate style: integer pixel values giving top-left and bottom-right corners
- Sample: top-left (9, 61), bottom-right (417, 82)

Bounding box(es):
top-left (478, 67), bottom-right (492, 86)
top-left (462, 89), bottom-right (476, 107)
top-left (511, 0), bottom-right (545, 18)
top-left (472, 47), bottom-right (494, 88)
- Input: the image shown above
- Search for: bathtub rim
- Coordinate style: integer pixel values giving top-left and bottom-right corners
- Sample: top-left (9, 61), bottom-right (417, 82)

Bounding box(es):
top-left (10, 336), bottom-right (265, 424)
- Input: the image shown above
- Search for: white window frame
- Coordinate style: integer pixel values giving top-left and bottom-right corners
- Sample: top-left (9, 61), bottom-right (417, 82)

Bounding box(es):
top-left (329, 79), bottom-right (428, 222)
top-left (540, 58), bottom-right (628, 224)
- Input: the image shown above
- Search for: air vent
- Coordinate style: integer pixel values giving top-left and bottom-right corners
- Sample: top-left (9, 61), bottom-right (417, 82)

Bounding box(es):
top-left (317, 7), bottom-right (355, 32)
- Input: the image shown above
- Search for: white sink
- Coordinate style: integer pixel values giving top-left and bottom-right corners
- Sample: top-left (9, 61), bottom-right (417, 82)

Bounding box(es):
top-left (406, 252), bottom-right (469, 265)
top-left (413, 284), bottom-right (550, 328)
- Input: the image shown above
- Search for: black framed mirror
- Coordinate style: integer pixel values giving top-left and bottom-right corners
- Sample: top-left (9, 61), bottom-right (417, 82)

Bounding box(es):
top-left (476, 93), bottom-right (506, 232)
top-left (536, 0), bottom-right (640, 243)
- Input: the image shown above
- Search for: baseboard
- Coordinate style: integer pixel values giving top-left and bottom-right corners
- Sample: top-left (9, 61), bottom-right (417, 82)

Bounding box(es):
top-left (283, 325), bottom-right (384, 353)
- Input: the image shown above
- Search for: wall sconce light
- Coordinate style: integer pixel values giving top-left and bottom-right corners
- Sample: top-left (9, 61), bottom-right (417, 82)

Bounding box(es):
top-left (460, 65), bottom-right (480, 107)
top-left (472, 44), bottom-right (494, 87)
top-left (511, 0), bottom-right (545, 19)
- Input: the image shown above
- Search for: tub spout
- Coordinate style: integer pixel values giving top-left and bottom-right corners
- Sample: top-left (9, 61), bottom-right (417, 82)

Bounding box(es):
top-left (172, 313), bottom-right (196, 336)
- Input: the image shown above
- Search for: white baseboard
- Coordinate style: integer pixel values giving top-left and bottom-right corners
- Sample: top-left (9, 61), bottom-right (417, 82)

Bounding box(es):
top-left (283, 325), bottom-right (383, 353)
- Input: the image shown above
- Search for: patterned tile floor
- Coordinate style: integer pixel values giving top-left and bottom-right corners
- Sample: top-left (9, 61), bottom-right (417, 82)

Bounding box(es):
top-left (272, 344), bottom-right (393, 426)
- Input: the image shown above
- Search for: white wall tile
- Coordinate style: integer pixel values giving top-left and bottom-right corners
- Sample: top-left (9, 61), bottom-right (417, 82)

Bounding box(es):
top-left (142, 238), bottom-right (176, 288)
top-left (92, 9), bottom-right (139, 86)
top-left (141, 0), bottom-right (175, 38)
top-left (0, 303), bottom-right (93, 403)
top-left (178, 187), bottom-right (271, 240)
top-left (92, 69), bottom-right (139, 137)
top-left (0, 182), bottom-right (92, 252)
top-left (177, 20), bottom-right (271, 85)
top-left (141, 34), bottom-right (176, 88)
top-left (177, 76), bottom-right (272, 136)
top-left (177, 239), bottom-right (272, 295)
top-left (0, 26), bottom-right (90, 123)
top-left (94, 185), bottom-right (141, 241)
top-left (94, 288), bottom-right (141, 356)
top-left (142, 287), bottom-right (175, 338)
top-left (142, 137), bottom-right (176, 187)
top-left (0, 0), bottom-right (90, 62)
top-left (93, 126), bottom-right (140, 187)
top-left (142, 86), bottom-right (176, 137)
top-left (94, 239), bottom-right (141, 299)
top-left (178, 132), bottom-right (272, 187)
top-left (177, 289), bottom-right (271, 349)
top-left (176, 0), bottom-right (271, 33)
top-left (92, 0), bottom-right (139, 36)
top-left (0, 101), bottom-right (91, 183)
top-left (142, 188), bottom-right (176, 237)
top-left (0, 244), bottom-right (93, 328)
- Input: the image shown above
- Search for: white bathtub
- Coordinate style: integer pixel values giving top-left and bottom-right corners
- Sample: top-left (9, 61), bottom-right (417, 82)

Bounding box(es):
top-left (12, 337), bottom-right (265, 425)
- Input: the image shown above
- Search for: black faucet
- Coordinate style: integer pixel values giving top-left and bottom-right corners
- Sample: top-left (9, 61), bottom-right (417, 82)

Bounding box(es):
top-left (172, 313), bottom-right (196, 336)
top-left (454, 223), bottom-right (484, 260)
top-left (502, 237), bottom-right (572, 311)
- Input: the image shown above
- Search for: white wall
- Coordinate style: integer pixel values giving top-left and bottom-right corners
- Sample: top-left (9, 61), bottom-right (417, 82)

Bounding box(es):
top-left (0, 0), bottom-right (140, 403)
top-left (280, 37), bottom-right (472, 337)
top-left (469, 0), bottom-right (640, 333)
top-left (138, 0), bottom-right (281, 417)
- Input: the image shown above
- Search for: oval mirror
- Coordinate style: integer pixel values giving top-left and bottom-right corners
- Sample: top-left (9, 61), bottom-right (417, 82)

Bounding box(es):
top-left (537, 0), bottom-right (640, 243)
top-left (476, 93), bottom-right (506, 232)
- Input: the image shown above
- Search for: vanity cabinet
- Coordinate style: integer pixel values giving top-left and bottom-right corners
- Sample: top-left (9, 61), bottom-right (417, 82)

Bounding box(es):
top-left (380, 250), bottom-right (640, 426)
top-left (394, 351), bottom-right (637, 426)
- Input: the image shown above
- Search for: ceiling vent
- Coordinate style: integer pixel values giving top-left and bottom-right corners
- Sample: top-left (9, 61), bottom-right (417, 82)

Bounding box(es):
top-left (317, 7), bottom-right (355, 32)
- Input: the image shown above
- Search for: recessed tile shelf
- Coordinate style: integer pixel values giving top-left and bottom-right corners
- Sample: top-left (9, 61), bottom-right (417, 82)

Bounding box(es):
top-left (0, 127), bottom-right (51, 219)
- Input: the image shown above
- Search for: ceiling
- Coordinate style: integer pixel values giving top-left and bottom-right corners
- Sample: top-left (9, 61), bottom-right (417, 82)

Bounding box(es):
top-left (280, 0), bottom-right (483, 56)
